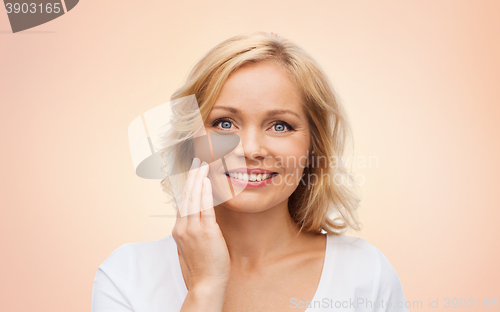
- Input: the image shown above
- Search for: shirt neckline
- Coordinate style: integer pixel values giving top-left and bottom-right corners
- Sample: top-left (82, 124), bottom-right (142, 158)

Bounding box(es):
top-left (304, 233), bottom-right (331, 311)
top-left (169, 233), bottom-right (332, 305)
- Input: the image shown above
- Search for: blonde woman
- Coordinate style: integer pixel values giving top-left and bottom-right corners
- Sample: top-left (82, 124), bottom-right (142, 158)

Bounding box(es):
top-left (92, 31), bottom-right (409, 312)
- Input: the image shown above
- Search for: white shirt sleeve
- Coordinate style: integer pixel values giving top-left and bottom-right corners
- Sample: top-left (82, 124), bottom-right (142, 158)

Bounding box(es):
top-left (91, 244), bottom-right (134, 312)
top-left (372, 248), bottom-right (409, 312)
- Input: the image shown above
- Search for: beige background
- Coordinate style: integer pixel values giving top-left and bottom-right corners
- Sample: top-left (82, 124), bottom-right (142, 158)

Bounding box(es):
top-left (1, 0), bottom-right (499, 311)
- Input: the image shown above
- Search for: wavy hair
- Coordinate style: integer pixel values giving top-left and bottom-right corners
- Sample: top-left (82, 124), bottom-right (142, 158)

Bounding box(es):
top-left (160, 31), bottom-right (363, 235)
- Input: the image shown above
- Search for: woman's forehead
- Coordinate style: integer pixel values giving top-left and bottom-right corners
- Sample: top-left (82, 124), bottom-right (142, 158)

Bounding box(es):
top-left (214, 62), bottom-right (303, 115)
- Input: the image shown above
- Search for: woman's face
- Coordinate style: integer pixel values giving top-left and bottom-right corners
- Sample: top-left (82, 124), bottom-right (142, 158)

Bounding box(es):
top-left (203, 60), bottom-right (311, 213)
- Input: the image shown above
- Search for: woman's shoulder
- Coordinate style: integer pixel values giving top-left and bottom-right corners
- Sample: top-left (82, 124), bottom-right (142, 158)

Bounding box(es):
top-left (92, 236), bottom-right (186, 311)
top-left (96, 235), bottom-right (175, 277)
top-left (327, 233), bottom-right (381, 260)
top-left (325, 233), bottom-right (407, 303)
top-left (327, 233), bottom-right (398, 271)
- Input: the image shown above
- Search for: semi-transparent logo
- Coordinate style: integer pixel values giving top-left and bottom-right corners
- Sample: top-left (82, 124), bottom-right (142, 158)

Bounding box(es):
top-left (3, 0), bottom-right (79, 33)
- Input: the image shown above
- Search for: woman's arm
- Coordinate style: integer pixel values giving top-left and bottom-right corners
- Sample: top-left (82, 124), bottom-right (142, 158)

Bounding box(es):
top-left (91, 265), bottom-right (133, 312)
top-left (373, 248), bottom-right (409, 312)
top-left (179, 282), bottom-right (227, 312)
top-left (175, 158), bottom-right (231, 312)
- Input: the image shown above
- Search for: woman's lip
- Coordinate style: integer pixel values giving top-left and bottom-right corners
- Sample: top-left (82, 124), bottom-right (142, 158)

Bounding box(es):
top-left (225, 168), bottom-right (277, 174)
top-left (225, 172), bottom-right (278, 178)
top-left (225, 173), bottom-right (278, 188)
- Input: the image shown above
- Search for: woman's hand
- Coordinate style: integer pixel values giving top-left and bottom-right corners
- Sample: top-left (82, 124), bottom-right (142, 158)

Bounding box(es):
top-left (172, 157), bottom-right (231, 294)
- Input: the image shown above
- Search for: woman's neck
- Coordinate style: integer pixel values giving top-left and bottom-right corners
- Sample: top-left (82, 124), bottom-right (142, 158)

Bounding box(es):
top-left (214, 199), bottom-right (310, 268)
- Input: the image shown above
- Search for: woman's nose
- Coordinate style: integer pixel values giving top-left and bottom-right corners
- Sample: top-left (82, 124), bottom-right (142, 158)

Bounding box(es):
top-left (233, 130), bottom-right (269, 160)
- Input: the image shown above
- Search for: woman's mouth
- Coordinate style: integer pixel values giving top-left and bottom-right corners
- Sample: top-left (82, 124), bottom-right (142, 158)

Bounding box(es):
top-left (225, 172), bottom-right (278, 181)
top-left (224, 172), bottom-right (279, 188)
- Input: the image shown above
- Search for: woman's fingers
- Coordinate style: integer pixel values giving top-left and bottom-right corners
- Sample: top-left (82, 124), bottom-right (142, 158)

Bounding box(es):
top-left (180, 157), bottom-right (201, 217)
top-left (171, 157), bottom-right (230, 292)
top-left (201, 177), bottom-right (216, 228)
top-left (187, 161), bottom-right (209, 223)
top-left (175, 197), bottom-right (184, 224)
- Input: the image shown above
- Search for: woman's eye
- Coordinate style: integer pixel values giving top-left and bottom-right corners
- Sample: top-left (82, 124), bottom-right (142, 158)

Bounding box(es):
top-left (272, 121), bottom-right (295, 132)
top-left (220, 121), bottom-right (232, 129)
top-left (212, 118), bottom-right (234, 130)
top-left (273, 123), bottom-right (286, 132)
top-left (211, 118), bottom-right (295, 133)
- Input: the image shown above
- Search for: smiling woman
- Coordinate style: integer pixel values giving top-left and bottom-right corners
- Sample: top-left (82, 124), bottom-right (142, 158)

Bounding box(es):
top-left (91, 31), bottom-right (409, 312)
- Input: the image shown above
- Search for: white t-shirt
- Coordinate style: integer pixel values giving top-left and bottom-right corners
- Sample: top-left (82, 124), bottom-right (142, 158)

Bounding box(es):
top-left (91, 233), bottom-right (409, 312)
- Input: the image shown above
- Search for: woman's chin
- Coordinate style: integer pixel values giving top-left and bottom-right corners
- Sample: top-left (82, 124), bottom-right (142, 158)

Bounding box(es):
top-left (215, 197), bottom-right (273, 213)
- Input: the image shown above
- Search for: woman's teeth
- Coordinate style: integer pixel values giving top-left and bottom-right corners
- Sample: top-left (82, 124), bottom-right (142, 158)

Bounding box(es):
top-left (226, 172), bottom-right (276, 182)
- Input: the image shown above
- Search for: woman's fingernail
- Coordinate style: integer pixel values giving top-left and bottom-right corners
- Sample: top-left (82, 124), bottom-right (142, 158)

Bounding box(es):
top-left (201, 161), bottom-right (208, 167)
top-left (192, 157), bottom-right (200, 168)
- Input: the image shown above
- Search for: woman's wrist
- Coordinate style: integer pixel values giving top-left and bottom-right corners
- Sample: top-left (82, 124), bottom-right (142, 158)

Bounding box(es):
top-left (181, 282), bottom-right (227, 312)
top-left (190, 279), bottom-right (228, 296)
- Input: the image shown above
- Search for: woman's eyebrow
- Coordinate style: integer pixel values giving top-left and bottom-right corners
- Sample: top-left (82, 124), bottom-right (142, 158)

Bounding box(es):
top-left (212, 106), bottom-right (300, 118)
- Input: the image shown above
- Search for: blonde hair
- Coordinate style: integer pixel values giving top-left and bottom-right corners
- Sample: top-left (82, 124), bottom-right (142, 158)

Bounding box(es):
top-left (160, 31), bottom-right (362, 235)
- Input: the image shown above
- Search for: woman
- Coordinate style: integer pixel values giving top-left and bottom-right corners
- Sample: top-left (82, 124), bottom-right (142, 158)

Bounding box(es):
top-left (92, 31), bottom-right (409, 312)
